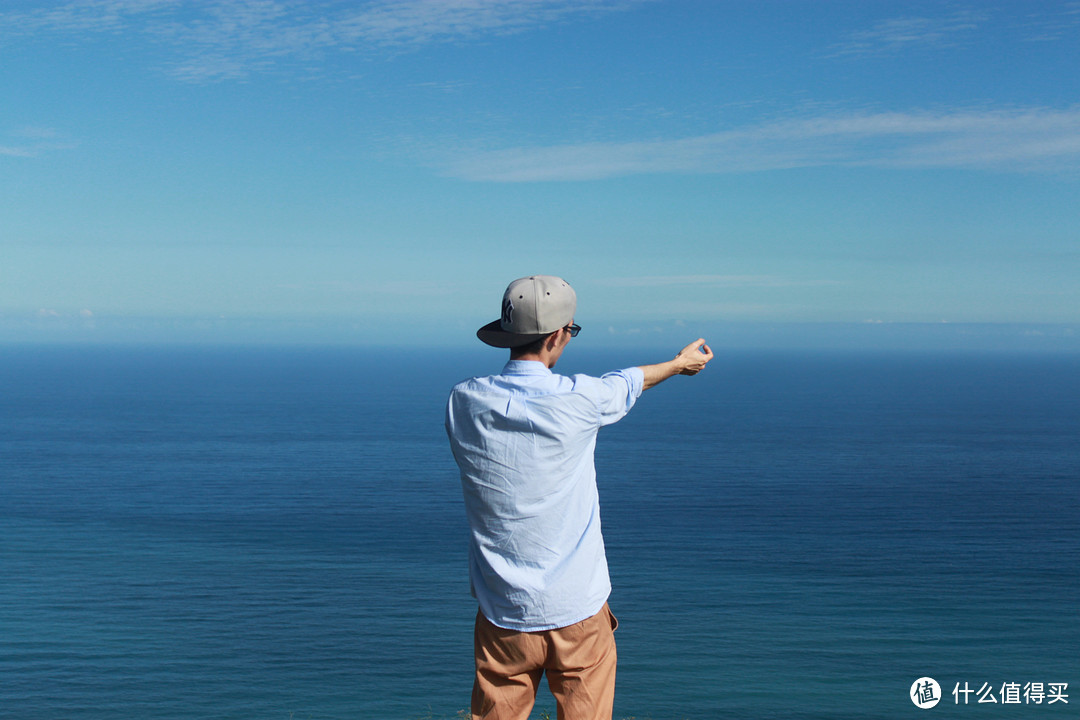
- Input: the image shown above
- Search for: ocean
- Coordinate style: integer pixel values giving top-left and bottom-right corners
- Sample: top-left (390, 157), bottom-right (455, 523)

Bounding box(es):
top-left (1, 345), bottom-right (1077, 719)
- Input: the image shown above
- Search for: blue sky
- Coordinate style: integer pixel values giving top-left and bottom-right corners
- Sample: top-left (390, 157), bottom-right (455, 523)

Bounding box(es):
top-left (2, 0), bottom-right (1079, 348)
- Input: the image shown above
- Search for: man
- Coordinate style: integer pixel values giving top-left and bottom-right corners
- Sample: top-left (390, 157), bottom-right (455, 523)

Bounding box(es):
top-left (445, 275), bottom-right (713, 720)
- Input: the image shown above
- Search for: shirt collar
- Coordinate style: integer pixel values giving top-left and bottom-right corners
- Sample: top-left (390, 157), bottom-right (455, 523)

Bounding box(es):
top-left (501, 359), bottom-right (552, 376)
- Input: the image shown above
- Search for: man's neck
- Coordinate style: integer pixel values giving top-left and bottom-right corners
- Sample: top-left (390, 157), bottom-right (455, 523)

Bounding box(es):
top-left (510, 351), bottom-right (559, 369)
top-left (509, 329), bottom-right (568, 368)
top-left (510, 352), bottom-right (549, 368)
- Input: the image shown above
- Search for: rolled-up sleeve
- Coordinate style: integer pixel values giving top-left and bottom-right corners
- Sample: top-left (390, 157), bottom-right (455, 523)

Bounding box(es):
top-left (574, 367), bottom-right (644, 426)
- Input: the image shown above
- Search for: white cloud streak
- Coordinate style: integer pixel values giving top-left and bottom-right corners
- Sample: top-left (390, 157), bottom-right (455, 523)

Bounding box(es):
top-left (0, 146), bottom-right (36, 158)
top-left (597, 275), bottom-right (822, 289)
top-left (0, 0), bottom-right (645, 82)
top-left (1018, 1), bottom-right (1080, 42)
top-left (336, 0), bottom-right (642, 45)
top-left (0, 0), bottom-right (177, 34)
top-left (0, 127), bottom-right (75, 158)
top-left (827, 11), bottom-right (986, 56)
top-left (442, 107), bottom-right (1080, 181)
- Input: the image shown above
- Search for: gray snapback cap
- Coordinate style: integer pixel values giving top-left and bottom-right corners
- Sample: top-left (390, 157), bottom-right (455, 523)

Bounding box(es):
top-left (477, 275), bottom-right (577, 348)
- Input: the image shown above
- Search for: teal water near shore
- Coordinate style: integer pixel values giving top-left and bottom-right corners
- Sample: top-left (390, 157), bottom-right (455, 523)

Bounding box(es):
top-left (2, 346), bottom-right (1077, 719)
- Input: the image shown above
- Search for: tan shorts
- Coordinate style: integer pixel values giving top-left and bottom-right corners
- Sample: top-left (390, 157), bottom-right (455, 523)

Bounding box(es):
top-left (471, 604), bottom-right (619, 720)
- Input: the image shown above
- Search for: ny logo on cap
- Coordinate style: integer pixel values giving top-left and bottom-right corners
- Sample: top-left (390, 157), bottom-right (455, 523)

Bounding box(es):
top-left (501, 297), bottom-right (514, 327)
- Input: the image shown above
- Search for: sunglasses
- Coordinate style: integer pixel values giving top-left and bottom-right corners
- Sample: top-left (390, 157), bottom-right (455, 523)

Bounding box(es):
top-left (564, 323), bottom-right (581, 337)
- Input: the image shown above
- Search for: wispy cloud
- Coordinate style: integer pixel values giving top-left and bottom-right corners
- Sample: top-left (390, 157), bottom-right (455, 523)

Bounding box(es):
top-left (827, 10), bottom-right (986, 57)
top-left (441, 107), bottom-right (1080, 181)
top-left (0, 146), bottom-right (36, 158)
top-left (1019, 1), bottom-right (1080, 42)
top-left (335, 0), bottom-right (644, 45)
top-left (274, 279), bottom-right (451, 296)
top-left (0, 0), bottom-right (645, 82)
top-left (0, 0), bottom-right (176, 35)
top-left (0, 127), bottom-right (75, 158)
top-left (597, 275), bottom-right (821, 289)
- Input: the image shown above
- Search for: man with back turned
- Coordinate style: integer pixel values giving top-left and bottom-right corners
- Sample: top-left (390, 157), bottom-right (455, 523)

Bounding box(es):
top-left (445, 275), bottom-right (713, 720)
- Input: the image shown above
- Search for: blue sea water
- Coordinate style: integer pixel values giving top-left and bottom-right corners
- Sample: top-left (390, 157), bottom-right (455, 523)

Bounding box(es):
top-left (1, 345), bottom-right (1077, 720)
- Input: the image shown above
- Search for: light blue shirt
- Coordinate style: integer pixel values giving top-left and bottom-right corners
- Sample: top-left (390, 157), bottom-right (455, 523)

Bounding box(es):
top-left (446, 360), bottom-right (645, 631)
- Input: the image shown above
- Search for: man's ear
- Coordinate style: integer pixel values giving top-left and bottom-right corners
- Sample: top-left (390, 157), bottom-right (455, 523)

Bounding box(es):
top-left (544, 330), bottom-right (561, 352)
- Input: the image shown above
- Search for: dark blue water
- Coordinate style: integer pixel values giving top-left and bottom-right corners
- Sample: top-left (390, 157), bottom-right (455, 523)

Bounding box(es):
top-left (2, 346), bottom-right (1077, 719)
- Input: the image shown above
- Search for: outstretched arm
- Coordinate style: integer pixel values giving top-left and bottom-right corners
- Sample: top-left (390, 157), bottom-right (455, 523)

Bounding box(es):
top-left (639, 338), bottom-right (714, 390)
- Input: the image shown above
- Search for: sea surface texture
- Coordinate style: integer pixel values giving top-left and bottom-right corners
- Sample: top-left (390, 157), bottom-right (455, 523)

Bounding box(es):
top-left (2, 346), bottom-right (1077, 719)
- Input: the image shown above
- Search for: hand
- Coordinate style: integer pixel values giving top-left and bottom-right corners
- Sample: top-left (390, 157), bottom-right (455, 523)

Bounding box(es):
top-left (675, 338), bottom-right (713, 375)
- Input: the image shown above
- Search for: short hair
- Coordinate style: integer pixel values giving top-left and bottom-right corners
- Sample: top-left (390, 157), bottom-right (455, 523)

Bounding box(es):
top-left (509, 334), bottom-right (551, 358)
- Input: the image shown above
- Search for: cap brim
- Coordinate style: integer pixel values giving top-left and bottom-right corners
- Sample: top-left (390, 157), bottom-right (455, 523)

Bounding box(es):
top-left (476, 319), bottom-right (551, 348)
